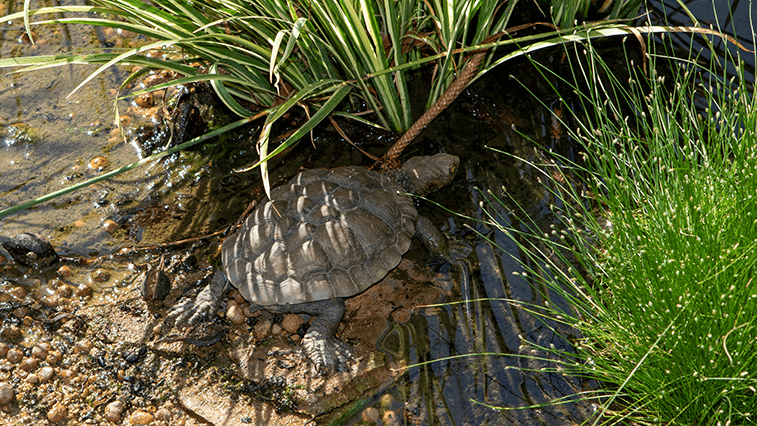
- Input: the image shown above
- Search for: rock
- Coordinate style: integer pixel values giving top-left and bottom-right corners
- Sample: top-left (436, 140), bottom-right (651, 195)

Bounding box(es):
top-left (75, 338), bottom-right (94, 355)
top-left (362, 407), bottom-right (379, 424)
top-left (154, 407), bottom-right (172, 422)
top-left (0, 343), bottom-right (7, 357)
top-left (47, 402), bottom-right (67, 423)
top-left (6, 348), bottom-right (22, 363)
top-left (31, 344), bottom-right (49, 359)
top-left (104, 400), bottom-right (124, 423)
top-left (0, 382), bottom-right (13, 404)
top-left (382, 409), bottom-right (401, 426)
top-left (38, 366), bottom-right (55, 383)
top-left (281, 314), bottom-right (305, 334)
top-left (226, 304), bottom-right (245, 325)
top-left (25, 373), bottom-right (39, 384)
top-left (2, 233), bottom-right (59, 268)
top-left (253, 320), bottom-right (272, 339)
top-left (129, 410), bottom-right (154, 425)
top-left (1, 326), bottom-right (22, 341)
top-left (19, 357), bottom-right (38, 372)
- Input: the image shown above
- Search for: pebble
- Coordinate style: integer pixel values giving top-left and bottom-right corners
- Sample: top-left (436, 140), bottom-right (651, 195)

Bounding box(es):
top-left (25, 373), bottom-right (39, 384)
top-left (361, 407), bottom-right (379, 424)
top-left (0, 382), bottom-right (13, 404)
top-left (31, 344), bottom-right (49, 359)
top-left (104, 400), bottom-right (123, 423)
top-left (59, 369), bottom-right (76, 385)
top-left (154, 407), bottom-right (172, 422)
top-left (226, 305), bottom-right (245, 325)
top-left (6, 348), bottom-right (22, 364)
top-left (38, 366), bottom-right (55, 383)
top-left (281, 314), bottom-right (305, 334)
top-left (57, 265), bottom-right (73, 277)
top-left (382, 409), bottom-right (401, 426)
top-left (47, 402), bottom-right (67, 423)
top-left (46, 350), bottom-right (62, 365)
top-left (253, 320), bottom-right (272, 339)
top-left (75, 338), bottom-right (94, 355)
top-left (0, 343), bottom-right (7, 357)
top-left (91, 268), bottom-right (111, 282)
top-left (271, 323), bottom-right (283, 335)
top-left (19, 357), bottom-right (38, 372)
top-left (129, 410), bottom-right (154, 425)
top-left (103, 220), bottom-right (118, 234)
top-left (1, 325), bottom-right (21, 340)
top-left (135, 93), bottom-right (154, 108)
top-left (56, 283), bottom-right (73, 298)
top-left (12, 306), bottom-right (29, 319)
top-left (89, 156), bottom-right (108, 170)
top-left (76, 283), bottom-right (93, 297)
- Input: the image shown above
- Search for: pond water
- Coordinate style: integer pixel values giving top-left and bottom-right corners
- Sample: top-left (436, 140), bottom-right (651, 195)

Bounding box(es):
top-left (0, 1), bottom-right (753, 425)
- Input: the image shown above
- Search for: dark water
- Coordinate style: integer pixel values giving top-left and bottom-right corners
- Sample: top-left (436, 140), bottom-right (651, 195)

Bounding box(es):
top-left (0, 0), bottom-right (754, 425)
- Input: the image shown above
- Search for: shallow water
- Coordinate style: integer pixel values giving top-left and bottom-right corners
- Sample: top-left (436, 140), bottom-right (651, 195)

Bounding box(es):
top-left (0, 0), bottom-right (754, 425)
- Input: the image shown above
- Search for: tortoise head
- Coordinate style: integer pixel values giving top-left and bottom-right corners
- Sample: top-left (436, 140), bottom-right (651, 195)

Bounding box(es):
top-left (399, 153), bottom-right (459, 195)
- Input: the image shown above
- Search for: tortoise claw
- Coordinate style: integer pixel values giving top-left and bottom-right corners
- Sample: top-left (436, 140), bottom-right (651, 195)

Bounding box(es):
top-left (302, 330), bottom-right (354, 374)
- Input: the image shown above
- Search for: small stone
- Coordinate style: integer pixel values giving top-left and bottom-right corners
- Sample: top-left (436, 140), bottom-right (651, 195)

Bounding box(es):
top-left (76, 283), bottom-right (93, 297)
top-left (0, 343), bottom-right (7, 357)
top-left (0, 382), bottom-right (13, 404)
top-left (362, 407), bottom-right (379, 424)
top-left (226, 305), bottom-right (245, 325)
top-left (1, 326), bottom-right (21, 341)
top-left (25, 373), bottom-right (39, 384)
top-left (9, 286), bottom-right (26, 299)
top-left (31, 344), bottom-right (48, 359)
top-left (253, 320), bottom-right (272, 339)
top-left (271, 323), bottom-right (283, 335)
top-left (103, 220), bottom-right (118, 234)
top-left (55, 283), bottom-right (73, 298)
top-left (57, 265), bottom-right (73, 277)
top-left (129, 410), bottom-right (154, 425)
top-left (47, 402), bottom-right (67, 423)
top-left (46, 351), bottom-right (62, 365)
top-left (281, 314), bottom-right (305, 334)
top-left (75, 338), bottom-right (94, 355)
top-left (38, 366), bottom-right (54, 383)
top-left (134, 93), bottom-right (154, 108)
top-left (104, 400), bottom-right (124, 423)
top-left (59, 369), bottom-right (76, 385)
top-left (12, 306), bottom-right (29, 319)
top-left (154, 407), bottom-right (172, 422)
top-left (89, 156), bottom-right (108, 170)
top-left (73, 219), bottom-right (87, 228)
top-left (382, 409), bottom-right (400, 426)
top-left (152, 324), bottom-right (162, 334)
top-left (6, 348), bottom-right (22, 364)
top-left (91, 268), bottom-right (111, 282)
top-left (19, 357), bottom-right (38, 372)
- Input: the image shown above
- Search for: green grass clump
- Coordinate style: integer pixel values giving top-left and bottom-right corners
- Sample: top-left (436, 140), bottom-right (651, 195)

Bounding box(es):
top-left (485, 29), bottom-right (757, 425)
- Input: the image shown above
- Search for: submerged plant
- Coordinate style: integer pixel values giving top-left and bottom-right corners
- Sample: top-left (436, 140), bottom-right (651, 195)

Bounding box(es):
top-left (478, 12), bottom-right (757, 426)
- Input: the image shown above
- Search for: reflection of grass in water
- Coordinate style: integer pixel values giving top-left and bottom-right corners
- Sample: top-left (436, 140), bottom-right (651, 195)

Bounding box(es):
top-left (479, 17), bottom-right (757, 426)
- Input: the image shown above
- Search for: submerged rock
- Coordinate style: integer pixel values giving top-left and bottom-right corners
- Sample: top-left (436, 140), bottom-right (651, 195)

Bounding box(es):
top-left (2, 232), bottom-right (59, 268)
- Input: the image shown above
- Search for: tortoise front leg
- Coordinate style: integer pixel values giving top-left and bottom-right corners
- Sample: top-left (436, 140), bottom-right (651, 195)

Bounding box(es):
top-left (289, 298), bottom-right (353, 374)
top-left (169, 271), bottom-right (230, 326)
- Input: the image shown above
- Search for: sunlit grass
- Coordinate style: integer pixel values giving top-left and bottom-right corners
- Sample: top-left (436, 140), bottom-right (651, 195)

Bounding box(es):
top-left (480, 15), bottom-right (757, 426)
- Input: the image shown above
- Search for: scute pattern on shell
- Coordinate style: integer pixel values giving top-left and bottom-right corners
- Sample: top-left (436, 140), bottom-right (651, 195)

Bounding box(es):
top-left (222, 166), bottom-right (418, 306)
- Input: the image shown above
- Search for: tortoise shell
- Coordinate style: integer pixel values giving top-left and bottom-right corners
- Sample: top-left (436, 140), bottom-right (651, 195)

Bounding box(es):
top-left (222, 166), bottom-right (418, 306)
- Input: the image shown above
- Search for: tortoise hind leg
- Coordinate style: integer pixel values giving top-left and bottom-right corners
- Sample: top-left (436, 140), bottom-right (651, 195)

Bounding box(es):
top-left (290, 298), bottom-right (353, 374)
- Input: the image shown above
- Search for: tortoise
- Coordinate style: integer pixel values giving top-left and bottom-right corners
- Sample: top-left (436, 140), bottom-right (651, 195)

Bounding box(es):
top-left (170, 153), bottom-right (459, 372)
